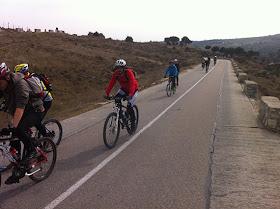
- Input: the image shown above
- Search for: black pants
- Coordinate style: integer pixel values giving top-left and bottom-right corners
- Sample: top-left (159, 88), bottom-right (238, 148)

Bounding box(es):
top-left (176, 71), bottom-right (179, 86)
top-left (11, 111), bottom-right (44, 153)
top-left (35, 100), bottom-right (52, 136)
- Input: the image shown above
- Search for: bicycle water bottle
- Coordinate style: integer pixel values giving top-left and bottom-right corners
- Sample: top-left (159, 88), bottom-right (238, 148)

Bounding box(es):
top-left (9, 147), bottom-right (20, 160)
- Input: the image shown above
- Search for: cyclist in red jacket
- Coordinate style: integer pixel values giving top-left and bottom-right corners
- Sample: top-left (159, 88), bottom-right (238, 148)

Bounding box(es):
top-left (104, 59), bottom-right (139, 131)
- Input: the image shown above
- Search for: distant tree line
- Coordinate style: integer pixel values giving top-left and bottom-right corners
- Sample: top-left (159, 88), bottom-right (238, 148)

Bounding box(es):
top-left (164, 36), bottom-right (192, 45)
top-left (205, 45), bottom-right (260, 57)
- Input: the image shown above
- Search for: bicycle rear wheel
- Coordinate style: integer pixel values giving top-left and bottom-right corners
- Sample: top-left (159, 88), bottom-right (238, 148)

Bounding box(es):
top-left (35, 119), bottom-right (63, 147)
top-left (29, 137), bottom-right (57, 182)
top-left (166, 83), bottom-right (172, 97)
top-left (103, 112), bottom-right (120, 149)
top-left (127, 105), bottom-right (139, 135)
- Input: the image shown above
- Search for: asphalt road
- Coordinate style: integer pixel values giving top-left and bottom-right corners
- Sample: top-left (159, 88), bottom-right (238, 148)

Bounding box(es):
top-left (1, 60), bottom-right (226, 209)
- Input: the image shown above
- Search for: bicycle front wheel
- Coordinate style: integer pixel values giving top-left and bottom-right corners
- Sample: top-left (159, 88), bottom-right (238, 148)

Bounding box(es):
top-left (43, 119), bottom-right (63, 147)
top-left (35, 119), bottom-right (63, 147)
top-left (103, 112), bottom-right (120, 149)
top-left (29, 137), bottom-right (57, 182)
top-left (166, 83), bottom-right (172, 97)
top-left (0, 150), bottom-right (13, 173)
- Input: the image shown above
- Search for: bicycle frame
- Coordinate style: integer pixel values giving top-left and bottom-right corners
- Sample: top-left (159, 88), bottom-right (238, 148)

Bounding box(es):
top-left (0, 136), bottom-right (48, 172)
top-left (168, 76), bottom-right (176, 88)
top-left (109, 97), bottom-right (130, 130)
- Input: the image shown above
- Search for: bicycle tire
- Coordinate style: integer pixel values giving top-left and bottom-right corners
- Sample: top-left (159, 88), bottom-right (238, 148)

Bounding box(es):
top-left (127, 105), bottom-right (139, 135)
top-left (35, 119), bottom-right (63, 147)
top-left (166, 83), bottom-right (172, 97)
top-left (103, 112), bottom-right (120, 149)
top-left (29, 137), bottom-right (57, 182)
top-left (0, 142), bottom-right (13, 173)
top-left (0, 160), bottom-right (13, 173)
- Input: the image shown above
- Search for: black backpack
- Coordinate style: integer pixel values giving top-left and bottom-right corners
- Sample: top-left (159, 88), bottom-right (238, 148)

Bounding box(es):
top-left (125, 69), bottom-right (137, 81)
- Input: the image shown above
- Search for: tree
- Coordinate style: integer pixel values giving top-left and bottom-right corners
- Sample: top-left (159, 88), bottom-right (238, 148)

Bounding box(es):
top-left (181, 36), bottom-right (192, 45)
top-left (164, 36), bottom-right (180, 45)
top-left (234, 47), bottom-right (245, 55)
top-left (125, 36), bottom-right (133, 42)
top-left (211, 46), bottom-right (219, 52)
top-left (205, 45), bottom-right (211, 50)
top-left (248, 50), bottom-right (260, 57)
top-left (88, 31), bottom-right (105, 39)
top-left (219, 47), bottom-right (226, 54)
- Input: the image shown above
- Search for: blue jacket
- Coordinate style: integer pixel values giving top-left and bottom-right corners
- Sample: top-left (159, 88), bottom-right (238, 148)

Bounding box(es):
top-left (164, 65), bottom-right (178, 77)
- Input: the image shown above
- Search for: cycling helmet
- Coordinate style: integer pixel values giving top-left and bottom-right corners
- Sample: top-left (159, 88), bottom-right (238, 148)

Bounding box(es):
top-left (0, 62), bottom-right (10, 79)
top-left (14, 63), bottom-right (29, 74)
top-left (174, 59), bottom-right (178, 62)
top-left (115, 59), bottom-right (126, 67)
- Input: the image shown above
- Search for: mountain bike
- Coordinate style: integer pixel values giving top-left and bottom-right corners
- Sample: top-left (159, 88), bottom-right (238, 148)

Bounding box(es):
top-left (0, 104), bottom-right (61, 172)
top-left (35, 118), bottom-right (63, 147)
top-left (103, 96), bottom-right (139, 149)
top-left (0, 102), bottom-right (63, 148)
top-left (0, 131), bottom-right (56, 185)
top-left (166, 76), bottom-right (176, 97)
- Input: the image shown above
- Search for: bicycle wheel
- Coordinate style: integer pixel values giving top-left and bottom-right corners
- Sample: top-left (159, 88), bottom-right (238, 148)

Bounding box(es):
top-left (173, 87), bottom-right (176, 94)
top-left (103, 112), bottom-right (120, 149)
top-left (166, 83), bottom-right (172, 97)
top-left (0, 150), bottom-right (13, 173)
top-left (35, 119), bottom-right (63, 147)
top-left (29, 137), bottom-right (57, 182)
top-left (127, 105), bottom-right (139, 135)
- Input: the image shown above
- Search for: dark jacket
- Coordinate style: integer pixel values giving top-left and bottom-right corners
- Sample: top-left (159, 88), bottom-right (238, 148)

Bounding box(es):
top-left (2, 73), bottom-right (44, 115)
top-left (175, 63), bottom-right (180, 72)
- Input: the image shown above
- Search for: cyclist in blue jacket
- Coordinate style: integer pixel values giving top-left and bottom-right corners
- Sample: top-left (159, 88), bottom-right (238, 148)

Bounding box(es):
top-left (164, 60), bottom-right (178, 89)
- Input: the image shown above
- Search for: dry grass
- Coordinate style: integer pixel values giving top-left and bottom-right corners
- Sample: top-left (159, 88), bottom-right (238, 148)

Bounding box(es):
top-left (0, 29), bottom-right (202, 127)
top-left (234, 56), bottom-right (280, 99)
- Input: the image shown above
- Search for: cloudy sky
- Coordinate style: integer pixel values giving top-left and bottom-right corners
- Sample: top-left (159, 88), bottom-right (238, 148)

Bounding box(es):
top-left (1, 0), bottom-right (279, 42)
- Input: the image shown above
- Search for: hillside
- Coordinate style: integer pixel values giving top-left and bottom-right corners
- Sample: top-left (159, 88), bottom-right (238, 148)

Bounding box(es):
top-left (191, 34), bottom-right (280, 62)
top-left (0, 29), bottom-right (202, 126)
top-left (233, 56), bottom-right (280, 99)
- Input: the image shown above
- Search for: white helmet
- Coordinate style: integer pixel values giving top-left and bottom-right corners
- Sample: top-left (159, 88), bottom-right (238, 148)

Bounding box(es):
top-left (0, 62), bottom-right (10, 79)
top-left (115, 59), bottom-right (126, 67)
top-left (174, 59), bottom-right (178, 62)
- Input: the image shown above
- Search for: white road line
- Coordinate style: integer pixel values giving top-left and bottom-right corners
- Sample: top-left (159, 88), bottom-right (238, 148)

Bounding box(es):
top-left (44, 65), bottom-right (217, 209)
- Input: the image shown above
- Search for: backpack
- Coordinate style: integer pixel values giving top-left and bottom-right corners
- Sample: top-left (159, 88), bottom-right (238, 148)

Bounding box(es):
top-left (24, 75), bottom-right (43, 98)
top-left (125, 69), bottom-right (137, 81)
top-left (32, 73), bottom-right (52, 92)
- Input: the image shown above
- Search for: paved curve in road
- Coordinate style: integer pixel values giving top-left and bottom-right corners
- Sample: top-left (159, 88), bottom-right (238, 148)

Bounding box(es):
top-left (1, 60), bottom-right (227, 209)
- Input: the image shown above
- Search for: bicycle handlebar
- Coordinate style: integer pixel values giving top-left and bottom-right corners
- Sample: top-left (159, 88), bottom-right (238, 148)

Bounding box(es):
top-left (106, 96), bottom-right (127, 101)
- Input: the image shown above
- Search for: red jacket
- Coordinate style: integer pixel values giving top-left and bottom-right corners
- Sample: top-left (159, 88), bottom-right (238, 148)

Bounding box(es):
top-left (105, 69), bottom-right (139, 97)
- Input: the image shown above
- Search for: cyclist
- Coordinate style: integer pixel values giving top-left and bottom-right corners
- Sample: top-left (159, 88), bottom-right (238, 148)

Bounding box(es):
top-left (14, 64), bottom-right (53, 116)
top-left (201, 57), bottom-right (206, 68)
top-left (164, 60), bottom-right (178, 89)
top-left (14, 63), bottom-right (53, 137)
top-left (205, 56), bottom-right (210, 70)
top-left (174, 59), bottom-right (180, 86)
top-left (104, 59), bottom-right (139, 131)
top-left (0, 62), bottom-right (45, 184)
top-left (214, 56), bottom-right (217, 65)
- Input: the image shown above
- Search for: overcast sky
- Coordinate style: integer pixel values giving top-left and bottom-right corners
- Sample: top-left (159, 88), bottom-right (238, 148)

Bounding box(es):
top-left (1, 0), bottom-right (279, 42)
